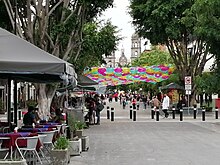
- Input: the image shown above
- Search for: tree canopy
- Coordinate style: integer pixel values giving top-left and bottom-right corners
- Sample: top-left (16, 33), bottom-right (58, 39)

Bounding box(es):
top-left (72, 20), bottom-right (121, 74)
top-left (129, 0), bottom-right (214, 102)
top-left (131, 46), bottom-right (173, 67)
top-left (1, 0), bottom-right (119, 115)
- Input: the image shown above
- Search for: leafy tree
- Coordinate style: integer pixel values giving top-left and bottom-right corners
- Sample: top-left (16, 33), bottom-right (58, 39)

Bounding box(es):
top-left (72, 20), bottom-right (121, 74)
top-left (195, 72), bottom-right (220, 95)
top-left (129, 0), bottom-right (213, 104)
top-left (192, 0), bottom-right (220, 95)
top-left (131, 46), bottom-right (173, 66)
top-left (2, 0), bottom-right (116, 116)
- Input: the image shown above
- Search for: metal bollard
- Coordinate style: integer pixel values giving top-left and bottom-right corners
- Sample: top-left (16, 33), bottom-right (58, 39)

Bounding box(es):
top-left (172, 106), bottom-right (175, 119)
top-left (137, 104), bottom-right (139, 110)
top-left (151, 106), bottom-right (155, 119)
top-left (193, 105), bottom-right (197, 119)
top-left (215, 107), bottom-right (218, 119)
top-left (111, 107), bottom-right (114, 121)
top-left (156, 107), bottom-right (159, 121)
top-left (133, 106), bottom-right (136, 121)
top-left (202, 108), bottom-right (205, 121)
top-left (18, 110), bottom-right (22, 120)
top-left (180, 109), bottom-right (183, 121)
top-left (107, 106), bottom-right (110, 119)
top-left (130, 105), bottom-right (133, 119)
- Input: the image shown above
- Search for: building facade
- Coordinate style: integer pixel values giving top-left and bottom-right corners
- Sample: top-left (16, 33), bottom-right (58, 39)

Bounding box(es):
top-left (103, 52), bottom-right (116, 67)
top-left (118, 48), bottom-right (128, 67)
top-left (130, 33), bottom-right (141, 62)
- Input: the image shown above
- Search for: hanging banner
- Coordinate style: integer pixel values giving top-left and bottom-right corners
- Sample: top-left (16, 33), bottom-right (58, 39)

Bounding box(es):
top-left (83, 65), bottom-right (175, 86)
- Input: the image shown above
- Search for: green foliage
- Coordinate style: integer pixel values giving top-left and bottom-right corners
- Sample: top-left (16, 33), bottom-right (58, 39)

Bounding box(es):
top-left (26, 100), bottom-right (37, 108)
top-left (129, 0), bottom-right (194, 44)
top-left (129, 0), bottom-right (215, 102)
top-left (131, 46), bottom-right (173, 66)
top-left (54, 136), bottom-right (69, 150)
top-left (195, 72), bottom-right (220, 95)
top-left (72, 20), bottom-right (121, 74)
top-left (68, 116), bottom-right (86, 132)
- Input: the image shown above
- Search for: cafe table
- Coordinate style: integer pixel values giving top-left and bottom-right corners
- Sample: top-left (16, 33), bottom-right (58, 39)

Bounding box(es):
top-left (18, 127), bottom-right (55, 133)
top-left (0, 132), bottom-right (41, 159)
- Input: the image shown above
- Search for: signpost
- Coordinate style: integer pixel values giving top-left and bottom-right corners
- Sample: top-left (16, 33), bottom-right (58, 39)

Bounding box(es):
top-left (185, 76), bottom-right (191, 114)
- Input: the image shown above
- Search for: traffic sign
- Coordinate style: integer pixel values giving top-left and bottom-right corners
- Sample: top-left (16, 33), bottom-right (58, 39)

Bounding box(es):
top-left (185, 84), bottom-right (192, 90)
top-left (186, 90), bottom-right (191, 95)
top-left (185, 76), bottom-right (191, 85)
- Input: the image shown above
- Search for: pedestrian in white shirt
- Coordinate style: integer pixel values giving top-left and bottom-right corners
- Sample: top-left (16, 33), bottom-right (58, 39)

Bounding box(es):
top-left (162, 93), bottom-right (170, 118)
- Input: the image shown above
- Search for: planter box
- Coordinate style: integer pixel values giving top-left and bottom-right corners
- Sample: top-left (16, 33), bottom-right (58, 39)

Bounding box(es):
top-left (69, 139), bottom-right (82, 156)
top-left (0, 159), bottom-right (27, 165)
top-left (81, 136), bottom-right (89, 151)
top-left (75, 130), bottom-right (83, 138)
top-left (51, 148), bottom-right (70, 165)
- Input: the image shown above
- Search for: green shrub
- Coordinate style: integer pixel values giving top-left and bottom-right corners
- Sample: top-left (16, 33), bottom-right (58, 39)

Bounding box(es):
top-left (54, 136), bottom-right (69, 150)
top-left (26, 100), bottom-right (37, 108)
top-left (68, 116), bottom-right (86, 132)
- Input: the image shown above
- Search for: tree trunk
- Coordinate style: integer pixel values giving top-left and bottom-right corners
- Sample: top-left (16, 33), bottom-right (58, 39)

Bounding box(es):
top-left (35, 84), bottom-right (56, 120)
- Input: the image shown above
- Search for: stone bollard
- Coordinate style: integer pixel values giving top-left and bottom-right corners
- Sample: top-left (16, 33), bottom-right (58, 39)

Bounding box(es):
top-left (107, 106), bottom-right (110, 119)
top-left (193, 105), bottom-right (197, 119)
top-left (130, 105), bottom-right (133, 119)
top-left (180, 109), bottom-right (183, 121)
top-left (215, 107), bottom-right (218, 119)
top-left (133, 106), bottom-right (136, 121)
top-left (156, 107), bottom-right (159, 121)
top-left (202, 108), bottom-right (205, 121)
top-left (111, 107), bottom-right (114, 121)
top-left (172, 106), bottom-right (175, 119)
top-left (151, 106), bottom-right (154, 119)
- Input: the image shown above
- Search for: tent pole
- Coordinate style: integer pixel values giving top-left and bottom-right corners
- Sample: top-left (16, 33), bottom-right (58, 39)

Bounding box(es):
top-left (14, 80), bottom-right (17, 126)
top-left (7, 78), bottom-right (11, 130)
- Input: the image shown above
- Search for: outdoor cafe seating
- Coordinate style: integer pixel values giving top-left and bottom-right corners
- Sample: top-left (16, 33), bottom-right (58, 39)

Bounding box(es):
top-left (0, 120), bottom-right (66, 164)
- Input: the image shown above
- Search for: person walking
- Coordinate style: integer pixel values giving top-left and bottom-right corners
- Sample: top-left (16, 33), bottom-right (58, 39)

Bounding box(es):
top-left (152, 96), bottom-right (161, 110)
top-left (162, 93), bottom-right (170, 118)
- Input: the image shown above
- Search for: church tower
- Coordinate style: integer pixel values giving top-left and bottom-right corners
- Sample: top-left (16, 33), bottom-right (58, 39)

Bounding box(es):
top-left (130, 33), bottom-right (141, 62)
top-left (119, 47), bottom-right (128, 67)
top-left (103, 51), bottom-right (116, 67)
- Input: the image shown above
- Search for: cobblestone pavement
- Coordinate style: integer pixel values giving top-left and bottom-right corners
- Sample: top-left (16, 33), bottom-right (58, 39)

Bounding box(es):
top-left (70, 101), bottom-right (220, 165)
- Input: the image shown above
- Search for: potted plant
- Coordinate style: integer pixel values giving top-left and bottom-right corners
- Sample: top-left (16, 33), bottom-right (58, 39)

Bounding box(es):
top-left (51, 136), bottom-right (70, 165)
top-left (74, 121), bottom-right (86, 138)
top-left (68, 119), bottom-right (89, 152)
top-left (0, 158), bottom-right (27, 165)
top-left (68, 116), bottom-right (86, 138)
top-left (67, 116), bottom-right (86, 156)
top-left (68, 136), bottom-right (82, 156)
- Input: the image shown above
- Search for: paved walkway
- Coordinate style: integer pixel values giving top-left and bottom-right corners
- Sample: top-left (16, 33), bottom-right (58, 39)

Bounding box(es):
top-left (70, 101), bottom-right (220, 165)
top-left (2, 101), bottom-right (220, 165)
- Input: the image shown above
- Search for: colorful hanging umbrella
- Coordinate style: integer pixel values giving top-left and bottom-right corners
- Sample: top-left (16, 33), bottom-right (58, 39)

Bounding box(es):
top-left (84, 65), bottom-right (175, 86)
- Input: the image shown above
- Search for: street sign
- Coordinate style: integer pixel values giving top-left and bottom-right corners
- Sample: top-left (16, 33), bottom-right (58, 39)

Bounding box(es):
top-left (186, 90), bottom-right (191, 95)
top-left (185, 84), bottom-right (192, 90)
top-left (185, 76), bottom-right (191, 85)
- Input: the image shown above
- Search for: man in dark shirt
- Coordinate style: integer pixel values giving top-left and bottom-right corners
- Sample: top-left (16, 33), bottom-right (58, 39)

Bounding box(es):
top-left (23, 106), bottom-right (36, 126)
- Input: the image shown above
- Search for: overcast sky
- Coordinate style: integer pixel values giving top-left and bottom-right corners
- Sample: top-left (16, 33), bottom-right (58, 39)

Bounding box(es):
top-left (99, 0), bottom-right (135, 61)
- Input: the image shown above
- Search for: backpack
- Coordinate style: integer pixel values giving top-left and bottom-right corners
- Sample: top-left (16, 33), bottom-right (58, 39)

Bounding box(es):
top-left (96, 102), bottom-right (104, 112)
